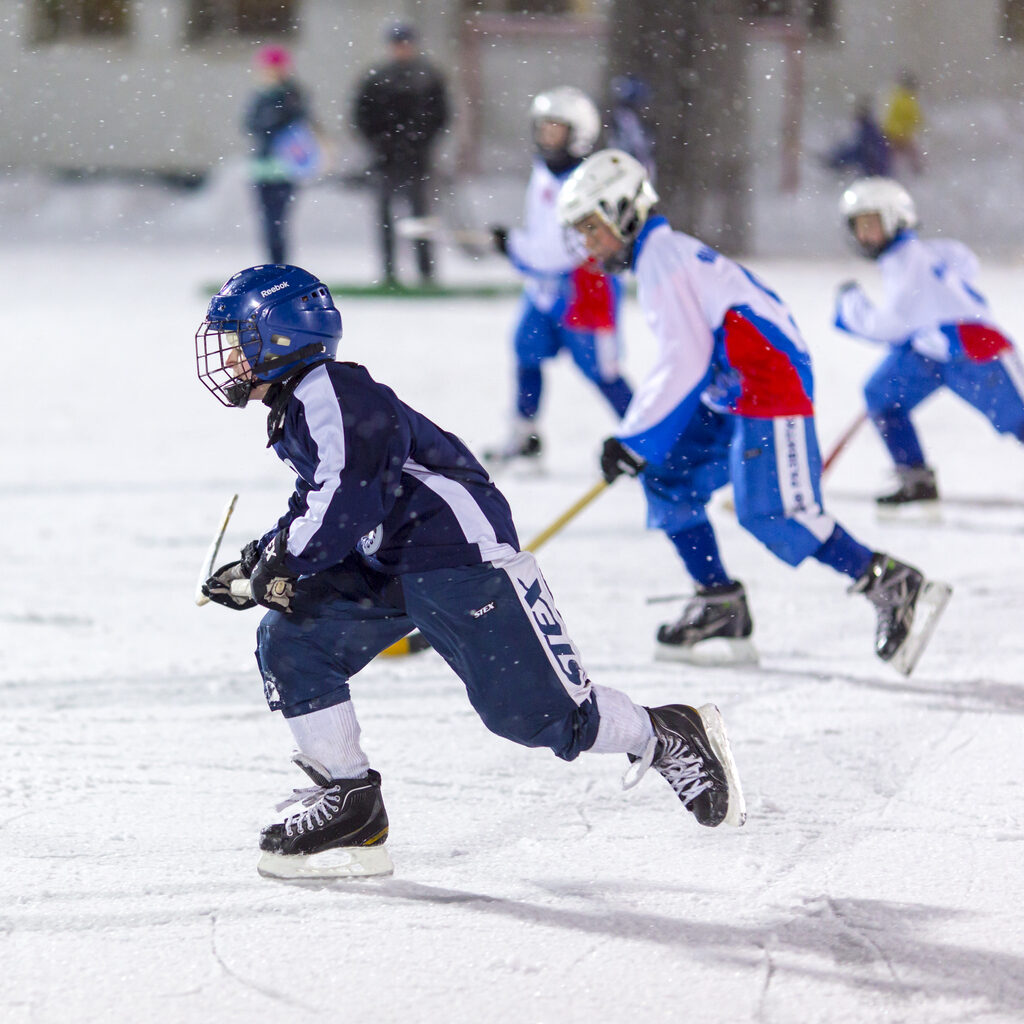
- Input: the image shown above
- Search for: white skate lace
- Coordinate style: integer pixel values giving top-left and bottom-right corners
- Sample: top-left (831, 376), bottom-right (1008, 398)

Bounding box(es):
top-left (275, 785), bottom-right (341, 837)
top-left (622, 735), bottom-right (711, 806)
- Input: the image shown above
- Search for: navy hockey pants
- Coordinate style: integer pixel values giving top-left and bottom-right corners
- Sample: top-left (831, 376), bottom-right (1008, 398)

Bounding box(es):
top-left (254, 551), bottom-right (600, 761)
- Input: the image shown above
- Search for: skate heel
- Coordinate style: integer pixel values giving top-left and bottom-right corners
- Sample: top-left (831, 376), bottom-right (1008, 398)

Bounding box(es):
top-left (696, 703), bottom-right (746, 827)
top-left (889, 579), bottom-right (953, 676)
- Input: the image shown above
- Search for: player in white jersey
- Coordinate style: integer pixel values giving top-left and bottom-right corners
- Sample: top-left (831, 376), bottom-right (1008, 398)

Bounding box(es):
top-left (484, 87), bottom-right (633, 466)
top-left (558, 150), bottom-right (951, 676)
top-left (835, 176), bottom-right (1024, 507)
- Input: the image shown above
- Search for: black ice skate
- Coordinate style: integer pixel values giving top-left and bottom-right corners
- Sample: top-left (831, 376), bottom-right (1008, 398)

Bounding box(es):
top-left (257, 754), bottom-right (393, 880)
top-left (482, 425), bottom-right (544, 471)
top-left (850, 552), bottom-right (952, 676)
top-left (876, 465), bottom-right (941, 522)
top-left (654, 581), bottom-right (758, 666)
top-left (623, 704), bottom-right (745, 828)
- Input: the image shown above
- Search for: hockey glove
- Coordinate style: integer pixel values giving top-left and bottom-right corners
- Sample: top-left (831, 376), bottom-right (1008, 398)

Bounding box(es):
top-left (600, 437), bottom-right (647, 483)
top-left (248, 530), bottom-right (298, 614)
top-left (490, 226), bottom-right (509, 256)
top-left (202, 539), bottom-right (261, 610)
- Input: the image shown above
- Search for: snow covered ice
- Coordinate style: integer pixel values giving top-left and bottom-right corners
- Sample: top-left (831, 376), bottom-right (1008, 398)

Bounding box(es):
top-left (2, 176), bottom-right (1024, 1023)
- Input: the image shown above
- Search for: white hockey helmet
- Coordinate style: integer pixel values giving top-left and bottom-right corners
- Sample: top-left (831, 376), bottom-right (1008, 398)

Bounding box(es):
top-left (839, 177), bottom-right (918, 240)
top-left (529, 86), bottom-right (601, 159)
top-left (557, 148), bottom-right (660, 242)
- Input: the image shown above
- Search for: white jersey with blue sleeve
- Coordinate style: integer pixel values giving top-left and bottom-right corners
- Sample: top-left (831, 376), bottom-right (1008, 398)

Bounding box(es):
top-left (834, 232), bottom-right (1013, 362)
top-left (618, 217), bottom-right (814, 465)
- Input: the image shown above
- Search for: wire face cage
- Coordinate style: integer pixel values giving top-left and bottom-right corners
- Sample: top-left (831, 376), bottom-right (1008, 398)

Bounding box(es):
top-left (195, 315), bottom-right (261, 407)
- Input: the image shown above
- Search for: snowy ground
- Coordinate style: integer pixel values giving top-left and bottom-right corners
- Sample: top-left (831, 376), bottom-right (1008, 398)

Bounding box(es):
top-left (3, 217), bottom-right (1024, 1024)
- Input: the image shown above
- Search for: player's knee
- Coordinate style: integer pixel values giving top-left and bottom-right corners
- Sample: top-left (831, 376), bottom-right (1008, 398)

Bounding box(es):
top-left (475, 703), bottom-right (596, 762)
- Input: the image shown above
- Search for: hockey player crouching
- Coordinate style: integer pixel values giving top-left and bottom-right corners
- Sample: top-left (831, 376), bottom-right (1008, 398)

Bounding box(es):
top-left (195, 264), bottom-right (745, 880)
top-left (557, 150), bottom-right (952, 675)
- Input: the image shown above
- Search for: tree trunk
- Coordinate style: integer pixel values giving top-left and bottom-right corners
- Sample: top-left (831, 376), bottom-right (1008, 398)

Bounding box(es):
top-left (607, 1), bottom-right (751, 254)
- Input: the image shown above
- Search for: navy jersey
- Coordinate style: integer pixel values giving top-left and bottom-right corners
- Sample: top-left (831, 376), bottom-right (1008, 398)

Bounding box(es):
top-left (263, 361), bottom-right (519, 576)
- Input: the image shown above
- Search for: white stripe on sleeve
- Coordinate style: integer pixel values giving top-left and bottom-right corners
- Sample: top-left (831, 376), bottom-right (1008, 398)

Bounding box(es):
top-left (287, 366), bottom-right (347, 557)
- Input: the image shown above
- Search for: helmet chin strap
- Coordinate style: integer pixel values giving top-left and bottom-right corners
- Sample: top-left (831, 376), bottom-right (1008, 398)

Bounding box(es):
top-left (224, 379), bottom-right (255, 408)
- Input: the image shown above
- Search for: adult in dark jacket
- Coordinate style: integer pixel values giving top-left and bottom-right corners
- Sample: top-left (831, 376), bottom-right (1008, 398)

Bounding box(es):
top-left (353, 22), bottom-right (449, 285)
top-left (243, 45), bottom-right (312, 264)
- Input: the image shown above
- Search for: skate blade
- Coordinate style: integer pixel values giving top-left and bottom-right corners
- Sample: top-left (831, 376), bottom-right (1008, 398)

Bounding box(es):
top-left (696, 703), bottom-right (747, 827)
top-left (888, 579), bottom-right (953, 677)
top-left (876, 500), bottom-right (943, 525)
top-left (257, 844), bottom-right (394, 880)
top-left (654, 637), bottom-right (759, 667)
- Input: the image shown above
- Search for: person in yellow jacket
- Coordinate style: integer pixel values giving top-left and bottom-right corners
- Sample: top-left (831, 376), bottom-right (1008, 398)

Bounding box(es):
top-left (883, 70), bottom-right (924, 176)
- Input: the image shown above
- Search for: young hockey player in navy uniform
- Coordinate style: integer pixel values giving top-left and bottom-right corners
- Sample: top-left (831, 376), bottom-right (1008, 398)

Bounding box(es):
top-left (195, 264), bottom-right (745, 880)
top-left (485, 87), bottom-right (633, 466)
top-left (835, 176), bottom-right (1024, 508)
top-left (557, 150), bottom-right (951, 674)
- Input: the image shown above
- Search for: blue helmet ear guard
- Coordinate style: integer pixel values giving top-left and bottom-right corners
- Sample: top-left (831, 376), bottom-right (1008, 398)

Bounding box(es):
top-left (196, 265), bottom-right (343, 407)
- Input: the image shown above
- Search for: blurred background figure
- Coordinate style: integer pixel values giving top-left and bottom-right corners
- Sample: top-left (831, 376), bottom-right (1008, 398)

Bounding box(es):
top-left (353, 21), bottom-right (450, 286)
top-left (483, 87), bottom-right (633, 468)
top-left (883, 70), bottom-right (925, 177)
top-left (824, 95), bottom-right (891, 178)
top-left (607, 73), bottom-right (657, 184)
top-left (242, 44), bottom-right (318, 265)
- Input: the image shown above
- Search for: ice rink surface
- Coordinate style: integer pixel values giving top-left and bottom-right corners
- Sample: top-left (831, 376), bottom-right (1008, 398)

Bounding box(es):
top-left (3, 224), bottom-right (1024, 1023)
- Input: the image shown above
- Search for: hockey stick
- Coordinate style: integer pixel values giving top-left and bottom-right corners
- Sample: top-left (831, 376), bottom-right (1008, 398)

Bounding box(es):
top-left (194, 494), bottom-right (239, 607)
top-left (822, 410), bottom-right (868, 474)
top-left (210, 479), bottom-right (611, 646)
top-left (395, 216), bottom-right (493, 253)
top-left (378, 478), bottom-right (612, 658)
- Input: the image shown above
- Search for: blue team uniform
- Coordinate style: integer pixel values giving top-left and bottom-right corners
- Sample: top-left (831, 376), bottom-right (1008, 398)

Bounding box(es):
top-left (834, 230), bottom-right (1024, 467)
top-left (620, 216), bottom-right (858, 576)
top-left (505, 159), bottom-right (632, 420)
top-left (253, 360), bottom-right (600, 760)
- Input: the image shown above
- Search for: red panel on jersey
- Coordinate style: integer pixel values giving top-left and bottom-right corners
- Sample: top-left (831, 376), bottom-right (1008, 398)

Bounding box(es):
top-left (722, 310), bottom-right (814, 417)
top-left (564, 261), bottom-right (616, 330)
top-left (958, 323), bottom-right (1012, 363)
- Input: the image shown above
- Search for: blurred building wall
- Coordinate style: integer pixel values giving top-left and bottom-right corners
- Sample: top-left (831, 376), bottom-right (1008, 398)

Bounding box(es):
top-left (0, 0), bottom-right (1020, 180)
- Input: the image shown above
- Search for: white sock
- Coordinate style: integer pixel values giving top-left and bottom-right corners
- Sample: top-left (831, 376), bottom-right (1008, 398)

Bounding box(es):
top-left (587, 685), bottom-right (654, 755)
top-left (286, 701), bottom-right (370, 779)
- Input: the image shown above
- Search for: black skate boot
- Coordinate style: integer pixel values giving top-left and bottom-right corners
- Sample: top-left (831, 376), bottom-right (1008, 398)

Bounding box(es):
top-left (876, 465), bottom-right (940, 519)
top-left (655, 581), bottom-right (757, 665)
top-left (850, 552), bottom-right (952, 675)
top-left (482, 419), bottom-right (543, 469)
top-left (483, 432), bottom-right (542, 464)
top-left (257, 754), bottom-right (393, 880)
top-left (623, 704), bottom-right (745, 827)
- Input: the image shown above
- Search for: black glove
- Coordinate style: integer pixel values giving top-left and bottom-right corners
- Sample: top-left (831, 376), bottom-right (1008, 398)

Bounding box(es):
top-left (490, 225), bottom-right (509, 256)
top-left (248, 530), bottom-right (298, 614)
top-left (202, 539), bottom-right (262, 610)
top-left (600, 437), bottom-right (647, 483)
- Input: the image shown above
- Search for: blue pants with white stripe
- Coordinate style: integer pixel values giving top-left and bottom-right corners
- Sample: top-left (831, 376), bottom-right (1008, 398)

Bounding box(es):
top-left (255, 551), bottom-right (600, 761)
top-left (642, 405), bottom-right (837, 567)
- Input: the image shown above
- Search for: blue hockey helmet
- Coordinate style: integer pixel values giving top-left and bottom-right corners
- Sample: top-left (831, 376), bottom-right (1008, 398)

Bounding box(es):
top-left (196, 264), bottom-right (342, 407)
